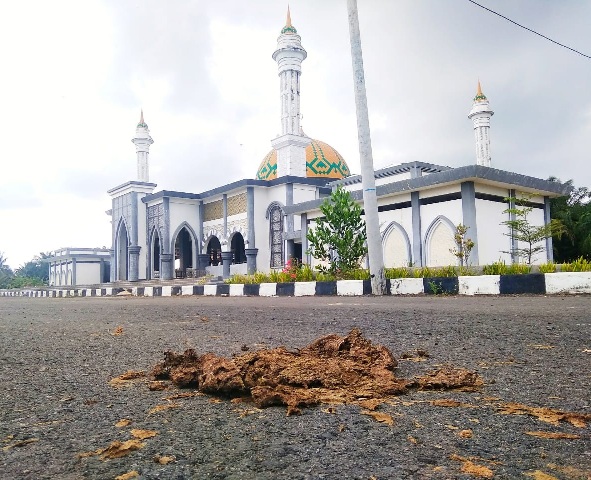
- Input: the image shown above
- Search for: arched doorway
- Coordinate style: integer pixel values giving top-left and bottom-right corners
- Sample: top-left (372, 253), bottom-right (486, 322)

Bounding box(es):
top-left (151, 230), bottom-right (161, 279)
top-left (116, 220), bottom-right (129, 280)
top-left (174, 227), bottom-right (193, 278)
top-left (206, 236), bottom-right (222, 266)
top-left (230, 233), bottom-right (246, 264)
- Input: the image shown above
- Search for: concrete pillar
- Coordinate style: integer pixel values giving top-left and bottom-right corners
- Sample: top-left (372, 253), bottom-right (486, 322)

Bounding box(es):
top-left (508, 189), bottom-right (518, 263)
top-left (247, 187), bottom-right (255, 248)
top-left (72, 258), bottom-right (77, 286)
top-left (300, 213), bottom-right (308, 265)
top-left (161, 253), bottom-right (174, 280)
top-left (245, 248), bottom-right (258, 274)
top-left (128, 245), bottom-right (141, 281)
top-left (197, 254), bottom-right (210, 271)
top-left (109, 249), bottom-right (115, 282)
top-left (221, 251), bottom-right (233, 279)
top-left (544, 196), bottom-right (553, 262)
top-left (411, 191), bottom-right (423, 267)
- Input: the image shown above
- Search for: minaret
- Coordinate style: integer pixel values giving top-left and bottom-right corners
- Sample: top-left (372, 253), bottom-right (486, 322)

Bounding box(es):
top-left (132, 110), bottom-right (154, 182)
top-left (270, 7), bottom-right (311, 178)
top-left (468, 81), bottom-right (494, 167)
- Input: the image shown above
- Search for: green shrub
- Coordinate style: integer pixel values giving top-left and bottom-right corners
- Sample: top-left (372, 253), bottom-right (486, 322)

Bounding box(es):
top-left (385, 267), bottom-right (412, 279)
top-left (506, 263), bottom-right (531, 274)
top-left (538, 262), bottom-right (557, 274)
top-left (483, 261), bottom-right (509, 275)
top-left (560, 257), bottom-right (591, 272)
top-left (428, 265), bottom-right (458, 278)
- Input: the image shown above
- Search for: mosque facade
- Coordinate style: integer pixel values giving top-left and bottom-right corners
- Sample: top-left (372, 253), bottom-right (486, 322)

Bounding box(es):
top-left (48, 10), bottom-right (568, 286)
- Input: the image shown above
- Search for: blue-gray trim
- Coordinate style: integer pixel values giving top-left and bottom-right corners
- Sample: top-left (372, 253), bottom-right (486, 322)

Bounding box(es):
top-left (461, 181), bottom-right (479, 265)
top-left (131, 193), bottom-right (139, 245)
top-left (141, 176), bottom-right (332, 204)
top-left (221, 251), bottom-right (233, 279)
top-left (423, 276), bottom-right (459, 295)
top-left (247, 187), bottom-right (255, 248)
top-left (286, 183), bottom-right (294, 233)
top-left (285, 165), bottom-right (571, 215)
top-left (72, 258), bottom-right (77, 286)
top-left (381, 221), bottom-right (412, 266)
top-left (411, 191), bottom-right (422, 267)
top-left (500, 273), bottom-right (545, 294)
top-left (330, 161), bottom-right (450, 188)
top-left (198, 201), bottom-right (204, 253)
top-left (265, 201), bottom-right (285, 219)
top-left (301, 213), bottom-right (309, 264)
top-left (508, 189), bottom-right (518, 263)
top-left (161, 197), bottom-right (172, 280)
top-left (544, 196), bottom-right (553, 262)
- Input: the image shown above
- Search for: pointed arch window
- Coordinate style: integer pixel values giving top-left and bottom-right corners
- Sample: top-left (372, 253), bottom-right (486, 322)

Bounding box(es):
top-left (269, 205), bottom-right (284, 268)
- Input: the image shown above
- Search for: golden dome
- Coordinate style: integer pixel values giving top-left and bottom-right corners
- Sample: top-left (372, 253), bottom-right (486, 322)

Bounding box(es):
top-left (256, 139), bottom-right (350, 181)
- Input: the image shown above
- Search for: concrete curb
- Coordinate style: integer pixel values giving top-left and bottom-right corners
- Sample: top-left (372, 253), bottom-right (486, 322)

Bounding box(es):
top-left (2, 272), bottom-right (591, 298)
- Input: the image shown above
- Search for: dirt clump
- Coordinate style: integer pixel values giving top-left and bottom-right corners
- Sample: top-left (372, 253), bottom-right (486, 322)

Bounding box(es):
top-left (415, 365), bottom-right (483, 390)
top-left (150, 328), bottom-right (482, 414)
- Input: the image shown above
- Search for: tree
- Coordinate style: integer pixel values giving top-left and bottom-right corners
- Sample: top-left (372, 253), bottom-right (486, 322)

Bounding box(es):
top-left (15, 252), bottom-right (51, 283)
top-left (548, 178), bottom-right (591, 262)
top-left (0, 252), bottom-right (14, 289)
top-left (502, 193), bottom-right (565, 265)
top-left (306, 186), bottom-right (368, 276)
top-left (449, 224), bottom-right (475, 267)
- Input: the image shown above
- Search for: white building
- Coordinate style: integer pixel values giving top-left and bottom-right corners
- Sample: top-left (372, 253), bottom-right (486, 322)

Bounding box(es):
top-left (58, 9), bottom-right (569, 286)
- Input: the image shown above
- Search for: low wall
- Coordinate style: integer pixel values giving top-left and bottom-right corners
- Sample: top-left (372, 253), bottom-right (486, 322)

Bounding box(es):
top-left (2, 272), bottom-right (590, 298)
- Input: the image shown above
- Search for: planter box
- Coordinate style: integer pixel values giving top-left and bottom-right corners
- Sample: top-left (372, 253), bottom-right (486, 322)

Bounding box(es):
top-left (458, 275), bottom-right (500, 295)
top-left (499, 273), bottom-right (545, 295)
top-left (423, 277), bottom-right (459, 295)
top-left (389, 277), bottom-right (424, 295)
top-left (337, 280), bottom-right (364, 296)
top-left (294, 281), bottom-right (316, 296)
top-left (544, 272), bottom-right (591, 294)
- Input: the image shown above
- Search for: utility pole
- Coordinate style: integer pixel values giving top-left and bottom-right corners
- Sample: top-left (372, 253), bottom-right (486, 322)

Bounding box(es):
top-left (347, 0), bottom-right (386, 295)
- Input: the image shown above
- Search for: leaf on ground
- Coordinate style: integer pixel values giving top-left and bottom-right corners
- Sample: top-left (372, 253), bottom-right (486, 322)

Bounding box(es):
top-left (115, 471), bottom-right (139, 480)
top-left (115, 419), bottom-right (132, 428)
top-left (148, 381), bottom-right (168, 391)
top-left (407, 435), bottom-right (418, 444)
top-left (416, 365), bottom-right (483, 391)
top-left (524, 471), bottom-right (558, 480)
top-left (2, 438), bottom-right (38, 451)
top-left (148, 403), bottom-right (181, 415)
top-left (321, 406), bottom-right (337, 414)
top-left (111, 326), bottom-right (124, 336)
top-left (109, 370), bottom-right (146, 388)
top-left (497, 402), bottom-right (591, 427)
top-left (525, 431), bottom-right (580, 440)
top-left (546, 462), bottom-right (591, 478)
top-left (400, 349), bottom-right (430, 362)
top-left (445, 424), bottom-right (459, 430)
top-left (357, 398), bottom-right (384, 410)
top-left (458, 429), bottom-right (473, 438)
top-left (361, 410), bottom-right (394, 425)
top-left (528, 344), bottom-right (554, 350)
top-left (450, 454), bottom-right (496, 478)
top-left (130, 429), bottom-right (158, 440)
top-left (99, 440), bottom-right (144, 459)
top-left (154, 454), bottom-right (175, 465)
top-left (338, 424), bottom-right (346, 432)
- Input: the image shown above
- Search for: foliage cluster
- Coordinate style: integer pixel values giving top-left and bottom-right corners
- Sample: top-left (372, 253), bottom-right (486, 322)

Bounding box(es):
top-left (482, 261), bottom-right (531, 275)
top-left (0, 252), bottom-right (51, 289)
top-left (306, 186), bottom-right (367, 276)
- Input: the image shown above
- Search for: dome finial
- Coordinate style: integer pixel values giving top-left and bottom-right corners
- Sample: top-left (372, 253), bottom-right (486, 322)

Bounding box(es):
top-left (281, 5), bottom-right (297, 34)
top-left (137, 109), bottom-right (148, 128)
top-left (474, 80), bottom-right (487, 102)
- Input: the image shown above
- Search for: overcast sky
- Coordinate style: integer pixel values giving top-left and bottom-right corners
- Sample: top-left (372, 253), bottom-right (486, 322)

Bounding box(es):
top-left (0, 0), bottom-right (589, 269)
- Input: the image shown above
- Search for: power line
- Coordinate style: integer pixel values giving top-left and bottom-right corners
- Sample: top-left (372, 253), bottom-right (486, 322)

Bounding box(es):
top-left (467, 0), bottom-right (591, 60)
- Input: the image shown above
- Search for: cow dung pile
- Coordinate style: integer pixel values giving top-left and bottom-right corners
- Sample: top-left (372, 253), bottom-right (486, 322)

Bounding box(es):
top-left (151, 328), bottom-right (481, 415)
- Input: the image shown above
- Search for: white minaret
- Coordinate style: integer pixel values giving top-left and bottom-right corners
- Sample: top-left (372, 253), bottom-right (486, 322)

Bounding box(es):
top-left (468, 81), bottom-right (494, 167)
top-left (270, 7), bottom-right (311, 178)
top-left (132, 110), bottom-right (154, 182)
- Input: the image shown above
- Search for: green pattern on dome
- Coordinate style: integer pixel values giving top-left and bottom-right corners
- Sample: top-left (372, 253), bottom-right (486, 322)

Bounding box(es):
top-left (255, 139), bottom-right (350, 181)
top-left (474, 93), bottom-right (487, 102)
top-left (137, 121), bottom-right (148, 128)
top-left (281, 25), bottom-right (297, 34)
top-left (307, 141), bottom-right (350, 178)
top-left (256, 150), bottom-right (277, 180)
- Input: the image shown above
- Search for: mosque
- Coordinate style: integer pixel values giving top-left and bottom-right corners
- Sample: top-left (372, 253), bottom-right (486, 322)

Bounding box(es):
top-left (47, 9), bottom-right (568, 287)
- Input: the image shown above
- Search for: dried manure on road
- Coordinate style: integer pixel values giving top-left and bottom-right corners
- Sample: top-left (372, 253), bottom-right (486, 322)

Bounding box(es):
top-left (147, 328), bottom-right (482, 415)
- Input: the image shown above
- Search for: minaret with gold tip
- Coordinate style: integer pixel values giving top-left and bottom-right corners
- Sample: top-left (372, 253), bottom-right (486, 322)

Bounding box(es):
top-left (271, 7), bottom-right (311, 177)
top-left (132, 110), bottom-right (154, 182)
top-left (468, 81), bottom-right (494, 167)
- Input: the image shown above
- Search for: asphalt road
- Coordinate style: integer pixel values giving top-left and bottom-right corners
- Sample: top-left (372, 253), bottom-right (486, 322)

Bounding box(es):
top-left (1, 295), bottom-right (590, 479)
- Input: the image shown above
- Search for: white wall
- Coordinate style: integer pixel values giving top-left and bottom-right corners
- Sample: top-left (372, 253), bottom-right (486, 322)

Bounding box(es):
top-left (76, 262), bottom-right (101, 285)
top-left (475, 198), bottom-right (512, 265)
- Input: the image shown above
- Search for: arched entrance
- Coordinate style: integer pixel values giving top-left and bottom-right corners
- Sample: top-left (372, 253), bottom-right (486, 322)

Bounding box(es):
top-left (116, 220), bottom-right (129, 280)
top-left (174, 227), bottom-right (194, 278)
top-left (206, 236), bottom-right (222, 266)
top-left (230, 232), bottom-right (246, 264)
top-left (151, 230), bottom-right (161, 279)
